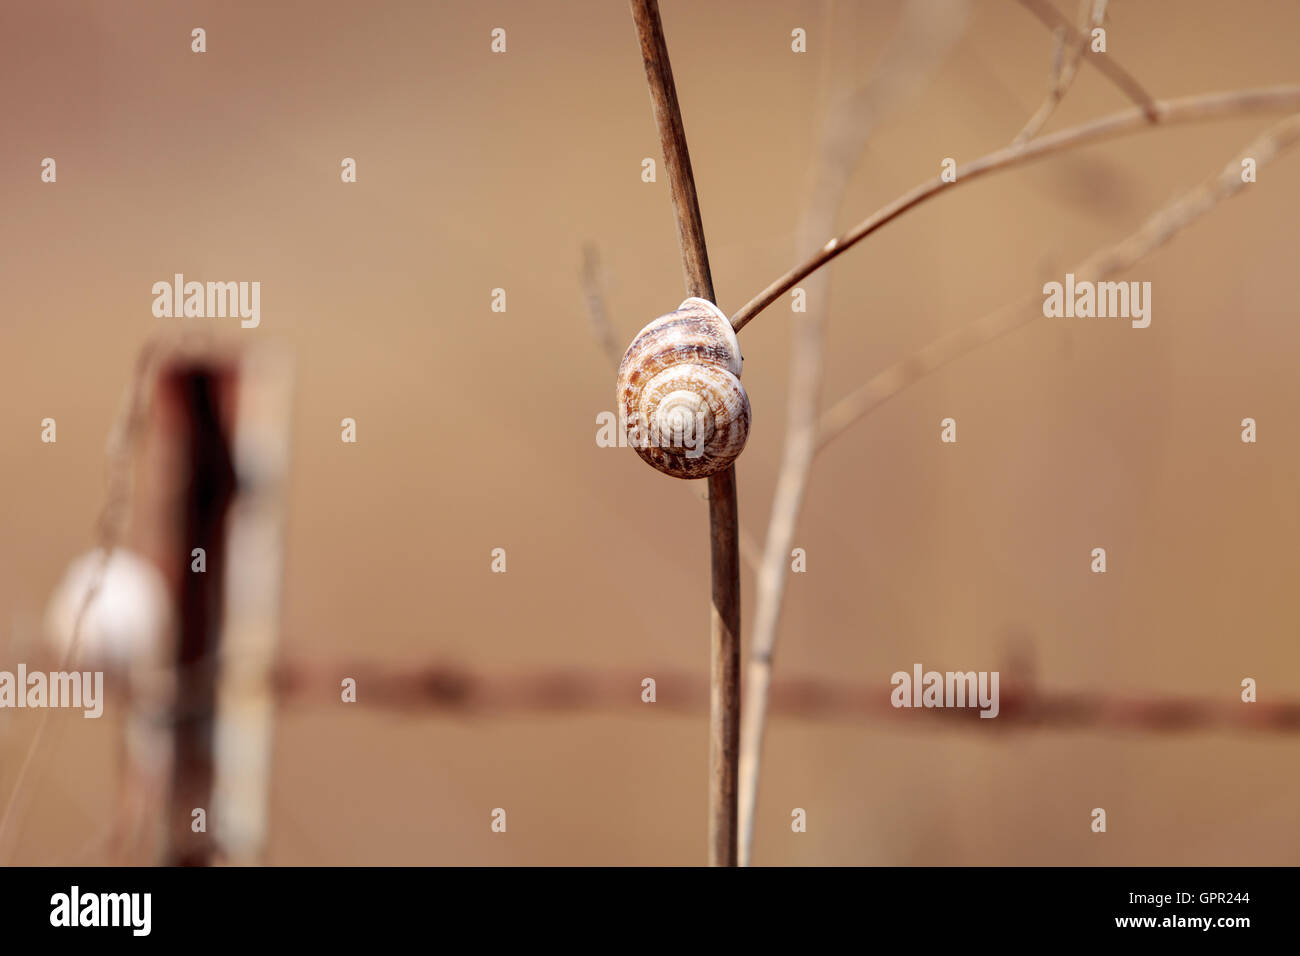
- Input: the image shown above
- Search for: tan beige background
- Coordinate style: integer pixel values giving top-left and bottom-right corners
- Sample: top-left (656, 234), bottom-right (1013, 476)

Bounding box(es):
top-left (1, 0), bottom-right (1298, 865)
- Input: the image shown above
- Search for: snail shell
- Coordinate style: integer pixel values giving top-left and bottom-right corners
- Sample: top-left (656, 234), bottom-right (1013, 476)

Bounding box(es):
top-left (615, 297), bottom-right (750, 479)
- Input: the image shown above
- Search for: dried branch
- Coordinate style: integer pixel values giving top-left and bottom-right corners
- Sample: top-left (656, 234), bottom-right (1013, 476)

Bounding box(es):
top-left (629, 0), bottom-right (740, 867)
top-left (739, 0), bottom-right (970, 868)
top-left (630, 0), bottom-right (715, 300)
top-left (581, 243), bottom-right (622, 366)
top-left (817, 111), bottom-right (1300, 449)
top-left (737, 114), bottom-right (1299, 859)
top-left (736, 76), bottom-right (1300, 867)
top-left (730, 84), bottom-right (1300, 332)
top-left (1014, 0), bottom-right (1156, 142)
top-left (1013, 0), bottom-right (1109, 145)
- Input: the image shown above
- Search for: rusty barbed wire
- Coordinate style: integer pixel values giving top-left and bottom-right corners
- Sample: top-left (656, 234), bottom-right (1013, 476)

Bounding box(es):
top-left (267, 658), bottom-right (1299, 735)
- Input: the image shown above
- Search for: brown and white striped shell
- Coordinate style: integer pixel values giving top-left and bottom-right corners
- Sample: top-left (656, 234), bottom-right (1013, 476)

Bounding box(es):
top-left (615, 297), bottom-right (750, 479)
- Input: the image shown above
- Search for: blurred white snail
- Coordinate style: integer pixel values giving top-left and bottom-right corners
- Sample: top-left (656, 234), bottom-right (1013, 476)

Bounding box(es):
top-left (615, 297), bottom-right (750, 479)
top-left (44, 548), bottom-right (171, 671)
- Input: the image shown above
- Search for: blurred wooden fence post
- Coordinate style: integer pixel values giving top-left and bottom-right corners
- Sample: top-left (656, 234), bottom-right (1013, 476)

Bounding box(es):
top-left (137, 346), bottom-right (291, 865)
top-left (159, 360), bottom-right (237, 865)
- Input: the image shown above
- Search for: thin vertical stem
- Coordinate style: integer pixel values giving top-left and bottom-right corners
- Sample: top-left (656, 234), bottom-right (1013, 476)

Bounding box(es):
top-left (629, 0), bottom-right (740, 866)
top-left (630, 0), bottom-right (714, 298)
top-left (707, 467), bottom-right (741, 866)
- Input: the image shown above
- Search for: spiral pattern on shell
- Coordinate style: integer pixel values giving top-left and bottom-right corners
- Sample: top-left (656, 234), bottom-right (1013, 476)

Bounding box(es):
top-left (615, 297), bottom-right (750, 479)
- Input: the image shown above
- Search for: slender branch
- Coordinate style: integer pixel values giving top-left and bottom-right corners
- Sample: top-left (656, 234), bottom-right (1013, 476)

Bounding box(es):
top-left (581, 243), bottom-right (622, 366)
top-left (736, 68), bottom-right (1298, 870)
top-left (1015, 0), bottom-right (1156, 134)
top-left (729, 84), bottom-right (1300, 332)
top-left (816, 111), bottom-right (1300, 450)
top-left (738, 0), bottom-right (970, 868)
top-left (741, 2), bottom-right (1125, 861)
top-left (631, 0), bottom-right (715, 300)
top-left (629, 0), bottom-right (740, 868)
top-left (1013, 0), bottom-right (1108, 145)
top-left (703, 466), bottom-right (740, 867)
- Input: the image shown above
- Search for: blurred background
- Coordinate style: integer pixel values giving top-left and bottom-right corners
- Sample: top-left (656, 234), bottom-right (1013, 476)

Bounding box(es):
top-left (1, 0), bottom-right (1298, 865)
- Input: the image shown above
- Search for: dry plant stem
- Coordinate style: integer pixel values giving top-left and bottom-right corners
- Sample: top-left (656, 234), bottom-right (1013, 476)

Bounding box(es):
top-left (1013, 0), bottom-right (1157, 136)
top-left (737, 78), bottom-right (1297, 869)
top-left (740, 94), bottom-right (1300, 817)
top-left (730, 84), bottom-right (1300, 331)
top-left (740, 113), bottom-right (1300, 840)
top-left (817, 111), bottom-right (1300, 449)
top-left (581, 243), bottom-right (622, 366)
top-left (0, 343), bottom-right (161, 861)
top-left (738, 0), bottom-right (969, 867)
top-left (629, 0), bottom-right (739, 867)
top-left (1013, 0), bottom-right (1107, 145)
top-left (705, 467), bottom-right (740, 866)
top-left (736, 109), bottom-right (1298, 862)
top-left (630, 0), bottom-right (714, 298)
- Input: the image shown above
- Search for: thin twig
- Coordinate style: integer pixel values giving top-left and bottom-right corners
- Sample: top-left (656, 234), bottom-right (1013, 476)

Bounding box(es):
top-left (729, 84), bottom-right (1300, 332)
top-left (629, 0), bottom-right (740, 867)
top-left (817, 111), bottom-right (1300, 449)
top-left (630, 1), bottom-right (715, 300)
top-left (1013, 0), bottom-right (1107, 145)
top-left (739, 0), bottom-right (970, 868)
top-left (736, 75), bottom-right (1299, 866)
top-left (581, 243), bottom-right (622, 366)
top-left (1014, 0), bottom-right (1157, 139)
top-left (0, 342), bottom-right (163, 862)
